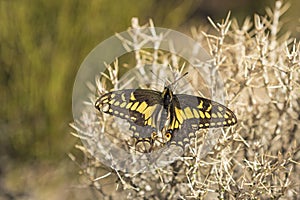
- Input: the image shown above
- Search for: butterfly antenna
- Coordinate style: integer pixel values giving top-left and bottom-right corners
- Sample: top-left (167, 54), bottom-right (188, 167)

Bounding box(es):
top-left (167, 72), bottom-right (189, 88)
top-left (149, 70), bottom-right (172, 85)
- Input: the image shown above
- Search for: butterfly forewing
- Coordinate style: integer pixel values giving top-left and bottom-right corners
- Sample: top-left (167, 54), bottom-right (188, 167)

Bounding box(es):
top-left (175, 94), bottom-right (237, 128)
top-left (95, 89), bottom-right (165, 139)
top-left (160, 94), bottom-right (236, 146)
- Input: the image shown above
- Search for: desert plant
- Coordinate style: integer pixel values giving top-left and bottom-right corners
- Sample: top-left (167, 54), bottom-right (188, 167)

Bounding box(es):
top-left (71, 1), bottom-right (299, 199)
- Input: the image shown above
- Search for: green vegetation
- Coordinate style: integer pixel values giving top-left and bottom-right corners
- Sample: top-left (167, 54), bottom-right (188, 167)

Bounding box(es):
top-left (0, 0), bottom-right (156, 160)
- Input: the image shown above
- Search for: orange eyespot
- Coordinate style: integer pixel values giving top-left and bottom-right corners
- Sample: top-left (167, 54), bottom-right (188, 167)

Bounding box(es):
top-left (165, 132), bottom-right (172, 141)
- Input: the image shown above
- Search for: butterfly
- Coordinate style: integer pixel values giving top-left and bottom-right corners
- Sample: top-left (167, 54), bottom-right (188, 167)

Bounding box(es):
top-left (95, 74), bottom-right (237, 147)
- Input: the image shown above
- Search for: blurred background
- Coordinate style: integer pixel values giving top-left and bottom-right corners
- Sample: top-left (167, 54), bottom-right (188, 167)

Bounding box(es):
top-left (0, 0), bottom-right (299, 199)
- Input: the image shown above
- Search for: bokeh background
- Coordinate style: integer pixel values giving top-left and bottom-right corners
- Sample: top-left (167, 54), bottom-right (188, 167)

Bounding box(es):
top-left (0, 0), bottom-right (299, 199)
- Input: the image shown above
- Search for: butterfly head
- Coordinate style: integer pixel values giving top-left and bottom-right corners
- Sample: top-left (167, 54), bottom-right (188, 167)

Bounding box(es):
top-left (162, 86), bottom-right (174, 108)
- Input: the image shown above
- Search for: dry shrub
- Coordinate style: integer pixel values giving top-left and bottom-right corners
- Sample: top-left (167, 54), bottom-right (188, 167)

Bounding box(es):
top-left (71, 1), bottom-right (299, 199)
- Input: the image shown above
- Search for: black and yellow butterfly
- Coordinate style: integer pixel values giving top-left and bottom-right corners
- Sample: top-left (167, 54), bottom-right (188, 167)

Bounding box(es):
top-left (95, 78), bottom-right (237, 147)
